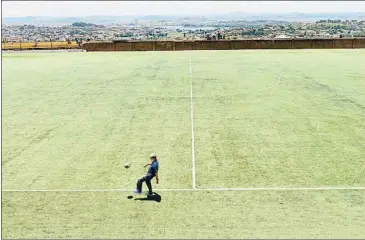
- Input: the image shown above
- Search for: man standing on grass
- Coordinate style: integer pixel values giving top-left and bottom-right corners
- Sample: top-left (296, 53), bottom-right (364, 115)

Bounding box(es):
top-left (134, 153), bottom-right (159, 196)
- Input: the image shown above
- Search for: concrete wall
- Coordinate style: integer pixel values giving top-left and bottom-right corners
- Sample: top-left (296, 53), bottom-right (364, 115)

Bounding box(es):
top-left (174, 41), bottom-right (195, 51)
top-left (231, 40), bottom-right (253, 49)
top-left (195, 41), bottom-right (214, 50)
top-left (83, 42), bottom-right (114, 51)
top-left (354, 38), bottom-right (365, 48)
top-left (115, 42), bottom-right (133, 51)
top-left (270, 40), bottom-right (293, 49)
top-left (134, 41), bottom-right (154, 51)
top-left (155, 41), bottom-right (174, 51)
top-left (251, 40), bottom-right (294, 49)
top-left (212, 41), bottom-right (232, 50)
top-left (292, 39), bottom-right (312, 49)
top-left (83, 38), bottom-right (365, 51)
top-left (333, 39), bottom-right (353, 48)
top-left (312, 39), bottom-right (333, 49)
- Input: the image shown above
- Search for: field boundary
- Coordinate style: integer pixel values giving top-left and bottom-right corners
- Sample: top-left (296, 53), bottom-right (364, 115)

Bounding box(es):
top-left (3, 187), bottom-right (365, 192)
top-left (83, 38), bottom-right (365, 52)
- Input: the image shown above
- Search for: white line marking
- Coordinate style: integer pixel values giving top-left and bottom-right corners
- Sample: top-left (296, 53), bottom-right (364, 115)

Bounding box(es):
top-left (2, 188), bottom-right (194, 192)
top-left (3, 187), bottom-right (365, 192)
top-left (197, 187), bottom-right (365, 191)
top-left (189, 56), bottom-right (196, 189)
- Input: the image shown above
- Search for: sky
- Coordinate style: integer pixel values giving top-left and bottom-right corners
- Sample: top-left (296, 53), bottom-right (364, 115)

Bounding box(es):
top-left (3, 1), bottom-right (365, 18)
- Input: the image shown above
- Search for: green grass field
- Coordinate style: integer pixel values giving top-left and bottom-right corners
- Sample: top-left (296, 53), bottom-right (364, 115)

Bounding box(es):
top-left (2, 50), bottom-right (365, 239)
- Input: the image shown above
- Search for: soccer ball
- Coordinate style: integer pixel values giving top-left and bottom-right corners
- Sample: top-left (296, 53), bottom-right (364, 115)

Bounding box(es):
top-left (124, 162), bottom-right (131, 169)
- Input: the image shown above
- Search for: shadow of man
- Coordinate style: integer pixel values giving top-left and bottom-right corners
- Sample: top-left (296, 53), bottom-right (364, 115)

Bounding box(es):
top-left (134, 192), bottom-right (161, 203)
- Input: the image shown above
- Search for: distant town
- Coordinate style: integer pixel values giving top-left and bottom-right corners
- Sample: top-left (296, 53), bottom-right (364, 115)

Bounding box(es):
top-left (2, 17), bottom-right (365, 43)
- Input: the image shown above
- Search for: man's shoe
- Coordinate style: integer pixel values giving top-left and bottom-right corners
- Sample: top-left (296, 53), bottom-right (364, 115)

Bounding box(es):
top-left (146, 192), bottom-right (154, 197)
top-left (134, 189), bottom-right (141, 194)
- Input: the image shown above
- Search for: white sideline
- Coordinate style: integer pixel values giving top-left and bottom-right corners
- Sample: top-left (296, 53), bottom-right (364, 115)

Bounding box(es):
top-left (1, 188), bottom-right (193, 192)
top-left (198, 187), bottom-right (365, 191)
top-left (189, 56), bottom-right (196, 189)
top-left (3, 187), bottom-right (365, 192)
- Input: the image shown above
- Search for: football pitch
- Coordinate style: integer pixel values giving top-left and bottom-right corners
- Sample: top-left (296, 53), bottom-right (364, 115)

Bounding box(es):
top-left (2, 50), bottom-right (365, 238)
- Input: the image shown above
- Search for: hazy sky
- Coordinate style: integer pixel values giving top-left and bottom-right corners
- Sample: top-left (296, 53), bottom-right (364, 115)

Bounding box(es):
top-left (3, 1), bottom-right (365, 17)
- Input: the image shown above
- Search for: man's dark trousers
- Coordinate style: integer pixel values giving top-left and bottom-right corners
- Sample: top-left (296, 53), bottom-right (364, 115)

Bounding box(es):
top-left (136, 174), bottom-right (154, 194)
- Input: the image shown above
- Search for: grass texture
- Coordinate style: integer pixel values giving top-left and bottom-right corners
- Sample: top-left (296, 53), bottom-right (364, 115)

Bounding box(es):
top-left (2, 49), bottom-right (365, 238)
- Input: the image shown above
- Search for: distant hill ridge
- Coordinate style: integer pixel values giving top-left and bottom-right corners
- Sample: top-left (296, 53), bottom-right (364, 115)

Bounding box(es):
top-left (3, 12), bottom-right (365, 26)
